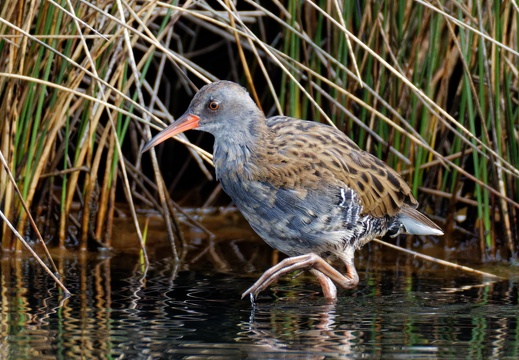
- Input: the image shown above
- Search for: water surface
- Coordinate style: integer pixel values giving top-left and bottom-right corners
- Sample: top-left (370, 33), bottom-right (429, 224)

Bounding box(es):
top-left (1, 237), bottom-right (517, 359)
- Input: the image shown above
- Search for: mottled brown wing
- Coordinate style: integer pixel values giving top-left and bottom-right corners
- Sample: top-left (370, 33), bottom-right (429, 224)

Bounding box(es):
top-left (262, 116), bottom-right (418, 218)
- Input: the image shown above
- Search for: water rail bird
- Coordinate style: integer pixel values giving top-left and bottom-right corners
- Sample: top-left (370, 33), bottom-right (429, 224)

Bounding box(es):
top-left (143, 80), bottom-right (443, 302)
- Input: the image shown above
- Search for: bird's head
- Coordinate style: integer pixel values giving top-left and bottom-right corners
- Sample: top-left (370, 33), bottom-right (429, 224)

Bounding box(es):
top-left (142, 81), bottom-right (263, 152)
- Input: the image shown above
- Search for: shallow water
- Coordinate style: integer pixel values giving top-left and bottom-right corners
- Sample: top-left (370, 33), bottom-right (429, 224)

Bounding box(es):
top-left (1, 237), bottom-right (517, 360)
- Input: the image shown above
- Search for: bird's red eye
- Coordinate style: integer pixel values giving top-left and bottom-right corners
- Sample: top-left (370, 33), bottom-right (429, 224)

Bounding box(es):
top-left (208, 101), bottom-right (219, 110)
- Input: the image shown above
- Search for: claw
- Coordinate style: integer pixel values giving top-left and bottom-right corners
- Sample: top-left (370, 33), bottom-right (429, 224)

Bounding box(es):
top-left (241, 287), bottom-right (252, 299)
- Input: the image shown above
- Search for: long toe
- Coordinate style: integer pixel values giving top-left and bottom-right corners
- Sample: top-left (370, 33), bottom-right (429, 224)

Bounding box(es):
top-left (241, 276), bottom-right (276, 299)
top-left (241, 285), bottom-right (256, 300)
top-left (241, 257), bottom-right (308, 299)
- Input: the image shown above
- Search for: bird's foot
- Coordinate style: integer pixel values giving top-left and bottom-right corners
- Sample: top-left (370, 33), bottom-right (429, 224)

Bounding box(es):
top-left (241, 253), bottom-right (358, 301)
top-left (310, 269), bottom-right (337, 303)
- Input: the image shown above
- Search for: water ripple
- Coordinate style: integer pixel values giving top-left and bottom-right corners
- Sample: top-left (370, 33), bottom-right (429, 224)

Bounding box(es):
top-left (0, 254), bottom-right (517, 359)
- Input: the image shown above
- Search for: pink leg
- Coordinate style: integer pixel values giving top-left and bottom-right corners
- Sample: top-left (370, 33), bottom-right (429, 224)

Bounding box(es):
top-left (310, 269), bottom-right (337, 302)
top-left (242, 253), bottom-right (359, 301)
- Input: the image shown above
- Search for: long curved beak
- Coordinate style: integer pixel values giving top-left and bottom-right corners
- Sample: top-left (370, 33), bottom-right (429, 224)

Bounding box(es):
top-left (142, 113), bottom-right (200, 153)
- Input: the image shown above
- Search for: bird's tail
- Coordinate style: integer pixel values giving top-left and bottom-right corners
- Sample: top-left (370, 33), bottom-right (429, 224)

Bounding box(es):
top-left (391, 204), bottom-right (444, 236)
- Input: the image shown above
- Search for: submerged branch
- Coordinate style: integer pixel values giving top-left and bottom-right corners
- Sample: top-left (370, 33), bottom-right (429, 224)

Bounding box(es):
top-left (372, 239), bottom-right (503, 280)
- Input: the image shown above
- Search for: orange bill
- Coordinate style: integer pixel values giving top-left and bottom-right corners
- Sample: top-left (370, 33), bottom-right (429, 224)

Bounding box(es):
top-left (142, 113), bottom-right (200, 153)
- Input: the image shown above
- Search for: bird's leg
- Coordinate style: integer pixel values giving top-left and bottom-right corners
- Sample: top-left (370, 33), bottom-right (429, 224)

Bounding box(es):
top-left (309, 269), bottom-right (337, 302)
top-left (242, 253), bottom-right (359, 301)
top-left (341, 257), bottom-right (359, 289)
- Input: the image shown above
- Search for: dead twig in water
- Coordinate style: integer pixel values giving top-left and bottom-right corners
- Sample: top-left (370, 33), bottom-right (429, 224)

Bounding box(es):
top-left (0, 210), bottom-right (71, 295)
top-left (372, 238), bottom-right (504, 280)
top-left (0, 151), bottom-right (60, 275)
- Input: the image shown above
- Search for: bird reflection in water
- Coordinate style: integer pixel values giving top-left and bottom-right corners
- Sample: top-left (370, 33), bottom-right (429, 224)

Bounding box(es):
top-left (237, 302), bottom-right (357, 358)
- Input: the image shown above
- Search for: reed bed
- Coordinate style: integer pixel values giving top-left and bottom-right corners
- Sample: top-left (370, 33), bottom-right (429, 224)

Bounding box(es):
top-left (0, 0), bottom-right (517, 270)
